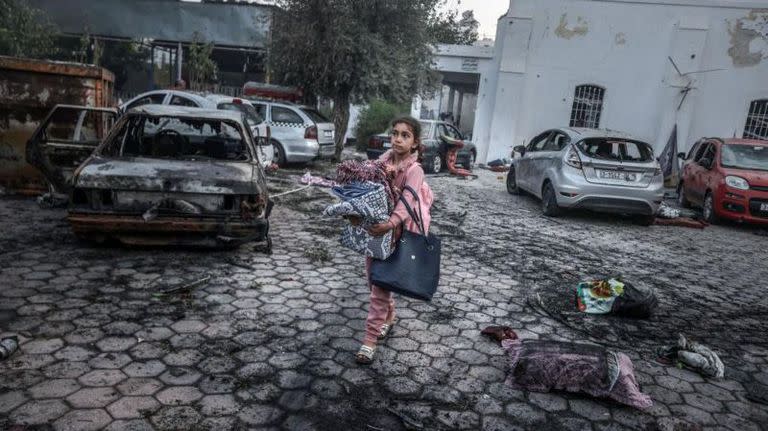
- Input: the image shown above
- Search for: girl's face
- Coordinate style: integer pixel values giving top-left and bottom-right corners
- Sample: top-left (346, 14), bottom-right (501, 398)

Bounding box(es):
top-left (390, 122), bottom-right (419, 156)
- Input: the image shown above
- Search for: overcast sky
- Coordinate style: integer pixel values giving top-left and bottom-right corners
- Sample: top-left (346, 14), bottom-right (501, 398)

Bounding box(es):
top-left (440, 0), bottom-right (509, 40)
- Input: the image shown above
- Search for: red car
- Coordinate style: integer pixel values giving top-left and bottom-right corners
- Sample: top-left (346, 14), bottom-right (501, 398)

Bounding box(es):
top-left (677, 138), bottom-right (768, 224)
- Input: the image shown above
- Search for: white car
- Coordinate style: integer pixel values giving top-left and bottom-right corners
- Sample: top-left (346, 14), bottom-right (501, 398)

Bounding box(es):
top-left (120, 91), bottom-right (274, 169)
top-left (246, 99), bottom-right (336, 166)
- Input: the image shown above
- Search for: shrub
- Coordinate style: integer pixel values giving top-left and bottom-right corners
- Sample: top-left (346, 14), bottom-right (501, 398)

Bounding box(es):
top-left (354, 99), bottom-right (410, 151)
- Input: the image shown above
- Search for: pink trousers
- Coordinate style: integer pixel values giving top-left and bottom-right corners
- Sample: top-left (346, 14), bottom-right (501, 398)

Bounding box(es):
top-left (364, 257), bottom-right (395, 345)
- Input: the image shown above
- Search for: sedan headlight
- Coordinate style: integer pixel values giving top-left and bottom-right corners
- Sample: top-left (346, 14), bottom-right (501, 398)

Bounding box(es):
top-left (725, 175), bottom-right (749, 190)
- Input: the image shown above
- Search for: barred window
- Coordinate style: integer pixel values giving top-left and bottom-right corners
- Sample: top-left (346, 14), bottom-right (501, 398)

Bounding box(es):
top-left (744, 99), bottom-right (768, 140)
top-left (570, 85), bottom-right (605, 129)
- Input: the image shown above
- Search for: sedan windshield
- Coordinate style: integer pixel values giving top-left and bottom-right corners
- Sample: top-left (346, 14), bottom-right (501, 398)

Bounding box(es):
top-left (578, 138), bottom-right (653, 162)
top-left (721, 144), bottom-right (768, 172)
top-left (217, 103), bottom-right (263, 127)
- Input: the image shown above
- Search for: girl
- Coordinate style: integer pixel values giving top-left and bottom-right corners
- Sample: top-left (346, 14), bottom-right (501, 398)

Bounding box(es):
top-left (355, 116), bottom-right (434, 365)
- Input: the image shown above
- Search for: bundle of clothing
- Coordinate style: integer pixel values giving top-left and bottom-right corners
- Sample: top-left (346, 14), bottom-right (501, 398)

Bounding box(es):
top-left (503, 339), bottom-right (653, 409)
top-left (656, 333), bottom-right (725, 378)
top-left (323, 160), bottom-right (396, 260)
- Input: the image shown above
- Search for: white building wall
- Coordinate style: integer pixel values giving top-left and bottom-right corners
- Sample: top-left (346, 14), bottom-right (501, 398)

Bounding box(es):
top-left (477, 0), bottom-right (768, 163)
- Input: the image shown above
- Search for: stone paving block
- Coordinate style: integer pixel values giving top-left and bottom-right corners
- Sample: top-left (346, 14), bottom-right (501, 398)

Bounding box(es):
top-left (66, 387), bottom-right (120, 408)
top-left (504, 402), bottom-right (547, 425)
top-left (0, 390), bottom-right (27, 414)
top-left (55, 346), bottom-right (95, 362)
top-left (237, 404), bottom-right (283, 426)
top-left (668, 404), bottom-right (716, 425)
top-left (159, 367), bottom-right (202, 385)
top-left (21, 338), bottom-right (64, 354)
top-left (78, 369), bottom-right (127, 387)
top-left (156, 386), bottom-right (203, 405)
top-left (528, 392), bottom-right (569, 412)
top-left (96, 337), bottom-right (137, 352)
top-left (569, 399), bottom-right (612, 422)
top-left (107, 396), bottom-right (160, 419)
top-left (29, 378), bottom-right (81, 399)
top-left (41, 361), bottom-right (90, 379)
top-left (89, 353), bottom-right (132, 369)
top-left (198, 356), bottom-right (237, 374)
top-left (10, 399), bottom-right (70, 424)
top-left (170, 319), bottom-right (207, 333)
top-left (482, 416), bottom-right (525, 431)
top-left (116, 378), bottom-right (164, 396)
top-left (52, 408), bottom-right (112, 431)
top-left (436, 410), bottom-right (480, 430)
top-left (122, 360), bottom-right (166, 377)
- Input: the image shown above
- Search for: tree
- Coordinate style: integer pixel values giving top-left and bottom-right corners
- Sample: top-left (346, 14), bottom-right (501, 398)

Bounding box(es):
top-left (428, 6), bottom-right (479, 45)
top-left (0, 0), bottom-right (58, 59)
top-left (188, 33), bottom-right (218, 89)
top-left (269, 0), bottom-right (441, 161)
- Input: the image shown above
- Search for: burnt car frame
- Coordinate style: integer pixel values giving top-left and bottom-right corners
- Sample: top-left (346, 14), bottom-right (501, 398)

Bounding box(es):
top-left (26, 104), bottom-right (272, 248)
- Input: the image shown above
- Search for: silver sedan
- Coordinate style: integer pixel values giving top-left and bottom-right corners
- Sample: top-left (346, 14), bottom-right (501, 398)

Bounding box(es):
top-left (506, 128), bottom-right (664, 225)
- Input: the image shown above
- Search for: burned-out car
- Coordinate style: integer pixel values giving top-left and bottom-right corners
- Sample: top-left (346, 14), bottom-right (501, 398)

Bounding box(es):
top-left (26, 104), bottom-right (272, 248)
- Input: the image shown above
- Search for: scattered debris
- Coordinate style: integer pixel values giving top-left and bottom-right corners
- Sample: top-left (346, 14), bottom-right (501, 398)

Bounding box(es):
top-left (36, 192), bottom-right (68, 209)
top-left (576, 278), bottom-right (657, 318)
top-left (654, 218), bottom-right (708, 229)
top-left (300, 171), bottom-right (336, 188)
top-left (225, 258), bottom-right (255, 270)
top-left (0, 336), bottom-right (19, 360)
top-left (656, 333), bottom-right (725, 378)
top-left (304, 245), bottom-right (331, 263)
top-left (386, 406), bottom-right (424, 430)
top-left (158, 276), bottom-right (211, 296)
top-left (657, 203), bottom-right (681, 219)
top-left (481, 326), bottom-right (518, 344)
top-left (503, 338), bottom-right (653, 409)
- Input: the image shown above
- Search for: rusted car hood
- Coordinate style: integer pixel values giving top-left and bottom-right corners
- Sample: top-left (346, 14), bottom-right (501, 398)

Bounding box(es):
top-left (75, 156), bottom-right (257, 194)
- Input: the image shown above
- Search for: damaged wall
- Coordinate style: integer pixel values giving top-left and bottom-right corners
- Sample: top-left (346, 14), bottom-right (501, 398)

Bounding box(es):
top-left (0, 56), bottom-right (114, 194)
top-left (474, 0), bottom-right (768, 164)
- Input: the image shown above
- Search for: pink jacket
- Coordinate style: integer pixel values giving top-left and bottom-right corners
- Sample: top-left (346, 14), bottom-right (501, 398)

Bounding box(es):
top-left (379, 150), bottom-right (434, 234)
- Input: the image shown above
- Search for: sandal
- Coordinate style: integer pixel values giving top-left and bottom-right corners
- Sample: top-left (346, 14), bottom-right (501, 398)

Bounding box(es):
top-left (378, 320), bottom-right (396, 340)
top-left (355, 345), bottom-right (375, 365)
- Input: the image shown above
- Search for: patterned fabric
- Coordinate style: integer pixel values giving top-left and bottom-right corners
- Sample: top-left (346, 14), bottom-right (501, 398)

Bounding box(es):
top-left (336, 159), bottom-right (396, 208)
top-left (323, 182), bottom-right (394, 260)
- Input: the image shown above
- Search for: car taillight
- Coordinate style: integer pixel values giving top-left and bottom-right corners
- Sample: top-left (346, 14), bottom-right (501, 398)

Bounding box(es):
top-left (368, 136), bottom-right (380, 149)
top-left (305, 126), bottom-right (317, 140)
top-left (565, 145), bottom-right (582, 169)
top-left (233, 98), bottom-right (243, 104)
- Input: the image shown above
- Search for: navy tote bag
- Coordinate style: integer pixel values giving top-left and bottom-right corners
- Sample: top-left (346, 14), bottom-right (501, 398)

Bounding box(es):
top-left (369, 185), bottom-right (441, 301)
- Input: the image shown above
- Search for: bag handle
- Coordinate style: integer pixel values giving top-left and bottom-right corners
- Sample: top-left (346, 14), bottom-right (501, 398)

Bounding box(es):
top-left (398, 185), bottom-right (427, 237)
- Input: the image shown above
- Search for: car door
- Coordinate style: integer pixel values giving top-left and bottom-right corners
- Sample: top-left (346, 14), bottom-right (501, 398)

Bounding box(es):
top-left (168, 94), bottom-right (201, 107)
top-left (532, 131), bottom-right (570, 192)
top-left (26, 105), bottom-right (118, 194)
top-left (518, 131), bottom-right (552, 192)
top-left (270, 105), bottom-right (308, 155)
top-left (687, 141), bottom-right (713, 205)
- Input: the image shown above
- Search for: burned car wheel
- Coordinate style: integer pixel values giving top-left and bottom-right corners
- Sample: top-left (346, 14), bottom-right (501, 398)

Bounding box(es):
top-left (506, 166), bottom-right (520, 195)
top-left (425, 153), bottom-right (443, 174)
top-left (541, 181), bottom-right (562, 217)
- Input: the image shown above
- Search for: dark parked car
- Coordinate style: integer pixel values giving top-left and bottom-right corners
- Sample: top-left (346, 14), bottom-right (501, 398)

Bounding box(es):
top-left (677, 138), bottom-right (768, 224)
top-left (26, 104), bottom-right (272, 248)
top-left (366, 120), bottom-right (476, 173)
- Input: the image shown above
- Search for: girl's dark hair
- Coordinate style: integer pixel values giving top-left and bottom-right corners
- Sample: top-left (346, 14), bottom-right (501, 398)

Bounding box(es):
top-left (391, 116), bottom-right (424, 157)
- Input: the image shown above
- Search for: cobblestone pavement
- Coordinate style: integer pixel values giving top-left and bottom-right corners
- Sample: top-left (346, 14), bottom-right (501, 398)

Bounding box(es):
top-left (1, 161), bottom-right (767, 431)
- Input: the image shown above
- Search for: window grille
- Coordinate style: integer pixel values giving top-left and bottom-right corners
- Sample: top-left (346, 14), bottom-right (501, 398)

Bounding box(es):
top-left (744, 99), bottom-right (768, 140)
top-left (569, 85), bottom-right (605, 129)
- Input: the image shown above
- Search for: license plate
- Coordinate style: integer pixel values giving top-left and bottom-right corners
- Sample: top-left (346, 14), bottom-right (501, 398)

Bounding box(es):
top-left (761, 203), bottom-right (768, 212)
top-left (323, 130), bottom-right (333, 137)
top-left (599, 170), bottom-right (636, 181)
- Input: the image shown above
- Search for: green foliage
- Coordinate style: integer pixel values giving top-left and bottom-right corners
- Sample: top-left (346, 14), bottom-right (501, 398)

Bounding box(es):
top-left (188, 32), bottom-right (218, 86)
top-left (99, 41), bottom-right (148, 90)
top-left (0, 0), bottom-right (58, 58)
top-left (428, 6), bottom-right (479, 45)
top-left (270, 0), bottom-right (441, 160)
top-left (354, 99), bottom-right (410, 151)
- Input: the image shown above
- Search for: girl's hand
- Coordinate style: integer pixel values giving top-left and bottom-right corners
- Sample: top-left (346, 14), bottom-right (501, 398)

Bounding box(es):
top-left (368, 221), bottom-right (394, 237)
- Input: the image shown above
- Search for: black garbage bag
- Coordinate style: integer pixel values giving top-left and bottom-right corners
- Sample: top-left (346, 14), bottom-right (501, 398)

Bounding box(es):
top-left (610, 283), bottom-right (657, 318)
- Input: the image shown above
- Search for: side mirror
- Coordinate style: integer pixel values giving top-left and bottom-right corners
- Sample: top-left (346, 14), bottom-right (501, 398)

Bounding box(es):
top-left (699, 157), bottom-right (713, 169)
top-left (677, 152), bottom-right (686, 160)
top-left (513, 145), bottom-right (526, 156)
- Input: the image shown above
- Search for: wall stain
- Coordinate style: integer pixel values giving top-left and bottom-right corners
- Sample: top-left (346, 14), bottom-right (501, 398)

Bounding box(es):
top-left (555, 14), bottom-right (589, 39)
top-left (727, 10), bottom-right (768, 67)
top-left (615, 32), bottom-right (627, 45)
